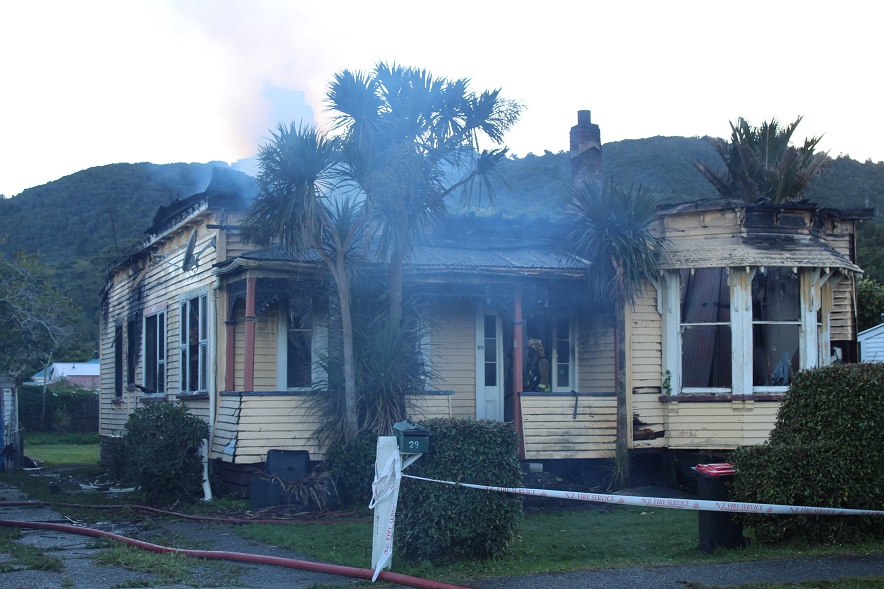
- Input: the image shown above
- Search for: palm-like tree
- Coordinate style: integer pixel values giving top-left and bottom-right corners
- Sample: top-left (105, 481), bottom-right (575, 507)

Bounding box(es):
top-left (241, 123), bottom-right (364, 441)
top-left (327, 62), bottom-right (522, 322)
top-left (695, 116), bottom-right (829, 204)
top-left (565, 178), bottom-right (667, 487)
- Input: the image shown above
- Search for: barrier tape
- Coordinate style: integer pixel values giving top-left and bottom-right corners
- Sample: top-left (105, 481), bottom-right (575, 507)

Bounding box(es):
top-left (402, 475), bottom-right (884, 517)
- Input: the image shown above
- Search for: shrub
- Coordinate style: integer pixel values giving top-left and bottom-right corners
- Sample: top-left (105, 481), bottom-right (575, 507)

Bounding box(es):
top-left (731, 363), bottom-right (884, 544)
top-left (122, 402), bottom-right (209, 506)
top-left (19, 381), bottom-right (97, 433)
top-left (323, 428), bottom-right (378, 508)
top-left (396, 418), bottom-right (522, 563)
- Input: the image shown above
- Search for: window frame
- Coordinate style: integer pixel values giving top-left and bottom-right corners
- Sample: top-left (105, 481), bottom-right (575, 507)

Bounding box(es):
top-left (178, 293), bottom-right (208, 394)
top-left (277, 298), bottom-right (327, 390)
top-left (751, 267), bottom-right (801, 392)
top-left (142, 306), bottom-right (166, 395)
top-left (679, 268), bottom-right (732, 394)
top-left (552, 316), bottom-right (576, 392)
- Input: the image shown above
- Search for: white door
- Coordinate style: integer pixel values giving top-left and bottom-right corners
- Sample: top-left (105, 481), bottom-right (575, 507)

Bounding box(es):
top-left (476, 308), bottom-right (503, 420)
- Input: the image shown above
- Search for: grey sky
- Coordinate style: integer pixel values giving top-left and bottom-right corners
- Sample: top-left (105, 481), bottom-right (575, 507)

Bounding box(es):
top-left (1, 0), bottom-right (880, 197)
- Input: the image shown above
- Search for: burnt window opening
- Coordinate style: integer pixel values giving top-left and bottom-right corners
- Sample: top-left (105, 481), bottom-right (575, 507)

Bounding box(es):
top-left (114, 325), bottom-right (123, 398)
top-left (525, 313), bottom-right (574, 392)
top-left (680, 268), bottom-right (732, 389)
top-left (179, 294), bottom-right (208, 394)
top-left (144, 311), bottom-right (166, 394)
top-left (126, 317), bottom-right (139, 387)
top-left (752, 267), bottom-right (800, 387)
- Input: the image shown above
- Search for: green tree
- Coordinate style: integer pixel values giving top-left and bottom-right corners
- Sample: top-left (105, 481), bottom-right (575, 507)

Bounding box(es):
top-left (241, 125), bottom-right (364, 442)
top-left (857, 220), bottom-right (884, 282)
top-left (326, 62), bottom-right (522, 322)
top-left (307, 286), bottom-right (435, 448)
top-left (695, 116), bottom-right (829, 203)
top-left (243, 64), bottom-right (521, 444)
top-left (857, 278), bottom-right (884, 332)
top-left (564, 179), bottom-right (667, 487)
top-left (0, 248), bottom-right (78, 425)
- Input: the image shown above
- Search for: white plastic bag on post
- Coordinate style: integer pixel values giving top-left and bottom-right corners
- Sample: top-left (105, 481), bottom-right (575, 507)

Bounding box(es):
top-left (369, 436), bottom-right (401, 581)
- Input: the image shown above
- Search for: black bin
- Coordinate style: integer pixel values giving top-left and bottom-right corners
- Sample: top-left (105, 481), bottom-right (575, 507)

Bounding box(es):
top-left (266, 449), bottom-right (309, 481)
top-left (692, 463), bottom-right (748, 554)
top-left (250, 450), bottom-right (310, 510)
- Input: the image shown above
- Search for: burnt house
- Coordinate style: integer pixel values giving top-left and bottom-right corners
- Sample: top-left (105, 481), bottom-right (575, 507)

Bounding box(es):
top-left (98, 112), bottom-right (868, 492)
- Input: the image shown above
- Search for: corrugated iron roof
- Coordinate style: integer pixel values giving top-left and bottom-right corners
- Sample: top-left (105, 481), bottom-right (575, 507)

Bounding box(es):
top-left (237, 243), bottom-right (584, 272)
top-left (409, 244), bottom-right (582, 270)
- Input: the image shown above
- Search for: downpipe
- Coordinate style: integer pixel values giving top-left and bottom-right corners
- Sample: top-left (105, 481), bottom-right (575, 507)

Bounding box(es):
top-left (0, 518), bottom-right (470, 589)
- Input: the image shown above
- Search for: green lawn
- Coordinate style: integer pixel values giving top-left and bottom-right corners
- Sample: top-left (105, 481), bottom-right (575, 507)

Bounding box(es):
top-left (25, 443), bottom-right (99, 466)
top-left (239, 506), bottom-right (884, 583)
top-left (23, 432), bottom-right (100, 467)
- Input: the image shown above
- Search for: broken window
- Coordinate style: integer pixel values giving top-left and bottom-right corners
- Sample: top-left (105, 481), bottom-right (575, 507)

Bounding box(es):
top-left (525, 313), bottom-right (574, 391)
top-left (126, 317), bottom-right (138, 387)
top-left (144, 310), bottom-right (166, 394)
top-left (752, 267), bottom-right (800, 387)
top-left (286, 297), bottom-right (313, 388)
top-left (680, 268), bottom-right (732, 389)
top-left (114, 325), bottom-right (123, 398)
top-left (179, 294), bottom-right (208, 393)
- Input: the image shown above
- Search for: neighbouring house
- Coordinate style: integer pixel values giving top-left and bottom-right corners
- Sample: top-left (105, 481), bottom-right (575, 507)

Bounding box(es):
top-left (858, 322), bottom-right (884, 362)
top-left (1, 375), bottom-right (22, 471)
top-left (99, 112), bottom-right (870, 493)
top-left (26, 359), bottom-right (101, 390)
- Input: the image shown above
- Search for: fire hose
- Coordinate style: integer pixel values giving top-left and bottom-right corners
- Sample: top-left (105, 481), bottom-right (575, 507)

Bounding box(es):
top-left (0, 508), bottom-right (468, 589)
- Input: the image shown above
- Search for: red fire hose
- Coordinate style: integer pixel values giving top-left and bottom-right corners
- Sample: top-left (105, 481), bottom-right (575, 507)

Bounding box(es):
top-left (0, 515), bottom-right (470, 589)
top-left (0, 500), bottom-right (371, 525)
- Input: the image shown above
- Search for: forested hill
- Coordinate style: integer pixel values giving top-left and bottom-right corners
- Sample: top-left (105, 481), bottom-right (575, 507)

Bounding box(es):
top-left (2, 137), bottom-right (883, 350)
top-left (0, 162), bottom-right (227, 340)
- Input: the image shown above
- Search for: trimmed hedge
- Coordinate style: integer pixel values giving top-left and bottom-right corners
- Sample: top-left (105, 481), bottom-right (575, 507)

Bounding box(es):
top-left (396, 418), bottom-right (522, 563)
top-left (19, 382), bottom-right (98, 433)
top-left (324, 428), bottom-right (378, 508)
top-left (731, 363), bottom-right (884, 544)
top-left (122, 402), bottom-right (209, 506)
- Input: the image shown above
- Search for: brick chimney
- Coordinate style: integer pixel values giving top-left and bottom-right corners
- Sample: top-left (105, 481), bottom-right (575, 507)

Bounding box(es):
top-left (570, 110), bottom-right (602, 188)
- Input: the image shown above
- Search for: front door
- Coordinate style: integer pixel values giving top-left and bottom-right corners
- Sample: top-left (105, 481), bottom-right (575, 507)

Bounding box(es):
top-left (476, 308), bottom-right (503, 420)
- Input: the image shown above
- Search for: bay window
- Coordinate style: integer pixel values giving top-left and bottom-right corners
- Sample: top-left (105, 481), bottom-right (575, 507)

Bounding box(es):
top-left (664, 266), bottom-right (819, 395)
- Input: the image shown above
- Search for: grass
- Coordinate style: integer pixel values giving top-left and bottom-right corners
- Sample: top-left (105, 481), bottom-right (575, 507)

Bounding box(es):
top-left (25, 443), bottom-right (100, 466)
top-left (94, 540), bottom-right (244, 587)
top-left (0, 527), bottom-right (64, 572)
top-left (23, 431), bottom-right (100, 467)
top-left (238, 506), bottom-right (884, 584)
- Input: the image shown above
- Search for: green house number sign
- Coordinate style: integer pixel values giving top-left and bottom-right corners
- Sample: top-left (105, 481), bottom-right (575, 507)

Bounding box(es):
top-left (403, 436), bottom-right (428, 453)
